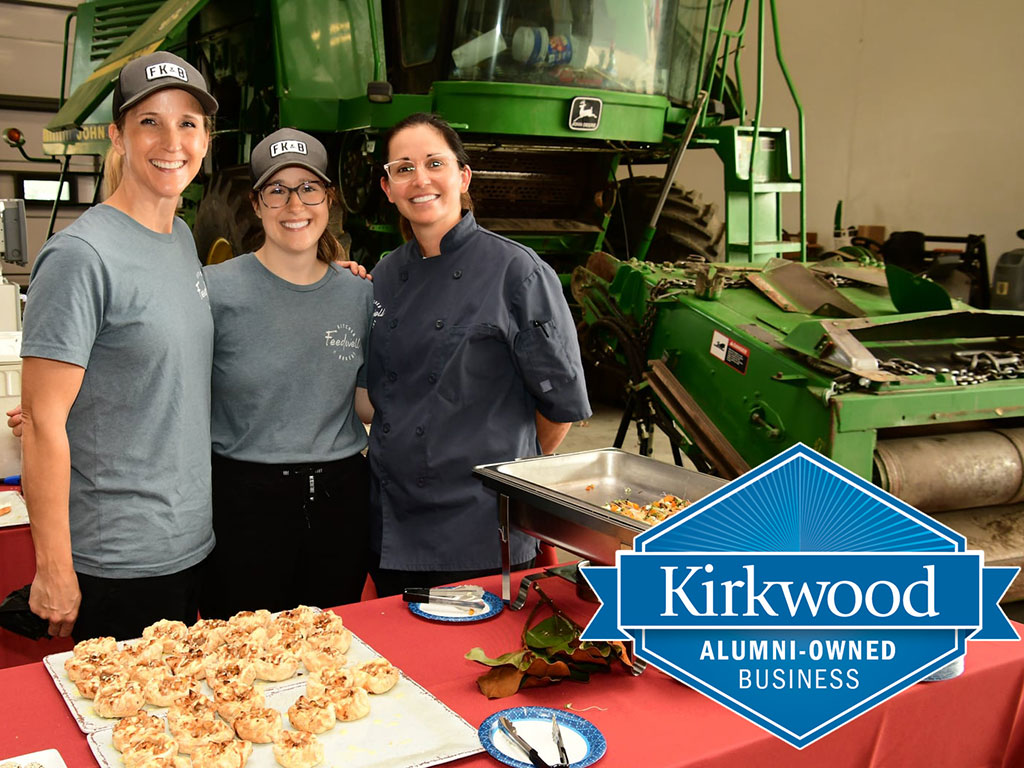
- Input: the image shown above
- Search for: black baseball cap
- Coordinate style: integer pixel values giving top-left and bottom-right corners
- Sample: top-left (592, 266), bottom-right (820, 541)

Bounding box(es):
top-left (250, 128), bottom-right (330, 189)
top-left (113, 51), bottom-right (218, 118)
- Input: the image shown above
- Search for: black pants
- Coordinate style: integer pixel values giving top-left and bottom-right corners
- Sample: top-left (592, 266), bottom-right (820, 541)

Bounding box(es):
top-left (200, 452), bottom-right (370, 619)
top-left (370, 556), bottom-right (537, 598)
top-left (73, 560), bottom-right (203, 642)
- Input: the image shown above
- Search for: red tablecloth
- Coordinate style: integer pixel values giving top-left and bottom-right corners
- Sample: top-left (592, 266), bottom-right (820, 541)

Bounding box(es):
top-left (0, 523), bottom-right (74, 668)
top-left (1, 570), bottom-right (1023, 767)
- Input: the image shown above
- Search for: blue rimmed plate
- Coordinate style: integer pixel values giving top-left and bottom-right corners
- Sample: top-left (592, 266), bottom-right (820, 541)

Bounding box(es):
top-left (479, 706), bottom-right (606, 768)
top-left (407, 588), bottom-right (504, 623)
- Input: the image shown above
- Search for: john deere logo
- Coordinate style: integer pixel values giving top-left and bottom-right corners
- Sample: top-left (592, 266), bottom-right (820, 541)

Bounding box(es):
top-left (569, 97), bottom-right (601, 131)
top-left (270, 140), bottom-right (307, 158)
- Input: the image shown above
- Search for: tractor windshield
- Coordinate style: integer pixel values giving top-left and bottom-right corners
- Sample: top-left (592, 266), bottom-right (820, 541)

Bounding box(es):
top-left (446, 0), bottom-right (725, 103)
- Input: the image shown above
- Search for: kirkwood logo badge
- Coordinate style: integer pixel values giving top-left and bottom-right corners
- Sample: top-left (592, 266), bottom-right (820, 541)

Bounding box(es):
top-left (581, 444), bottom-right (1019, 748)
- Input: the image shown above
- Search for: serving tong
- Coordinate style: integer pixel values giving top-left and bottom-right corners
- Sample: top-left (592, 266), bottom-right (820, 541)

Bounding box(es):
top-left (497, 714), bottom-right (570, 768)
top-left (402, 584), bottom-right (486, 612)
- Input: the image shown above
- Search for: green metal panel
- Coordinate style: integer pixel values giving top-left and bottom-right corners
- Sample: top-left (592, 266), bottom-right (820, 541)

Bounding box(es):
top-left (271, 0), bottom-right (383, 108)
top-left (279, 94), bottom-right (432, 133)
top-left (46, 0), bottom-right (211, 131)
top-left (432, 82), bottom-right (668, 143)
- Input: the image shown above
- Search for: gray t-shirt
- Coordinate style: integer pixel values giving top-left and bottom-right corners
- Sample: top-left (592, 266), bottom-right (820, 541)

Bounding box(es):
top-left (204, 254), bottom-right (373, 463)
top-left (21, 204), bottom-right (215, 578)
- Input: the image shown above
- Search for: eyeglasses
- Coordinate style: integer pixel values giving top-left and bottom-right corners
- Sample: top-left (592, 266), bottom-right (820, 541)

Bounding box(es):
top-left (259, 180), bottom-right (327, 208)
top-left (383, 155), bottom-right (457, 183)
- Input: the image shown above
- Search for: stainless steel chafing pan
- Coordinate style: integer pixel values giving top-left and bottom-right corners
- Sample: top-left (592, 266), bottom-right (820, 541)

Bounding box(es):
top-left (474, 448), bottom-right (727, 605)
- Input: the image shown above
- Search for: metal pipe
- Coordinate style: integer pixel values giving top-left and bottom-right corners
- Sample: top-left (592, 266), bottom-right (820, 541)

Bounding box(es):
top-left (873, 429), bottom-right (1024, 513)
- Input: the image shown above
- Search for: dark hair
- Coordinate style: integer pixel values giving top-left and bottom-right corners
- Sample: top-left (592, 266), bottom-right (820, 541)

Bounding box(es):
top-left (249, 184), bottom-right (345, 265)
top-left (381, 112), bottom-right (473, 241)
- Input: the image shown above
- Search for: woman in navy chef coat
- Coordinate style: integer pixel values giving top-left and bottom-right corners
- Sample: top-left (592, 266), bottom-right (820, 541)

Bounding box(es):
top-left (367, 113), bottom-right (592, 596)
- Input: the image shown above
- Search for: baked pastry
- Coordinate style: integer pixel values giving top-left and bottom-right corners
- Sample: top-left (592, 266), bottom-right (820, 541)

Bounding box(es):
top-left (358, 658), bottom-right (399, 694)
top-left (171, 713), bottom-right (235, 754)
top-left (299, 645), bottom-right (346, 675)
top-left (121, 733), bottom-right (179, 768)
top-left (228, 609), bottom-right (272, 632)
top-left (306, 612), bottom-right (343, 634)
top-left (94, 677), bottom-right (145, 718)
top-left (166, 646), bottom-right (207, 680)
top-left (286, 695), bottom-right (335, 734)
top-left (233, 705), bottom-right (283, 742)
top-left (64, 650), bottom-right (117, 683)
top-left (304, 626), bottom-right (351, 655)
top-left (206, 659), bottom-right (257, 692)
top-left (324, 684), bottom-right (370, 722)
top-left (145, 671), bottom-right (201, 707)
top-left (120, 637), bottom-right (165, 666)
top-left (75, 665), bottom-right (130, 699)
top-left (213, 681), bottom-right (265, 723)
top-left (272, 731), bottom-right (324, 768)
top-left (72, 636), bottom-right (118, 659)
top-left (143, 619), bottom-right (189, 653)
top-left (111, 710), bottom-right (167, 752)
top-left (168, 690), bottom-right (218, 730)
top-left (276, 605), bottom-right (319, 626)
top-left (253, 649), bottom-right (301, 682)
top-left (220, 626), bottom-right (267, 651)
top-left (189, 738), bottom-right (253, 768)
top-left (130, 657), bottom-right (171, 686)
top-left (305, 666), bottom-right (365, 698)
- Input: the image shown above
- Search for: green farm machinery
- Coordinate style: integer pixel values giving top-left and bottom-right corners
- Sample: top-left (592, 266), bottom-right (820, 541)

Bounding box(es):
top-left (23, 0), bottom-right (1024, 595)
top-left (35, 0), bottom-right (781, 271)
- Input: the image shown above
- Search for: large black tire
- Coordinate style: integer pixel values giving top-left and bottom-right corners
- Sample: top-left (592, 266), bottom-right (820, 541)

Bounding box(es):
top-left (606, 177), bottom-right (724, 262)
top-left (193, 168), bottom-right (263, 265)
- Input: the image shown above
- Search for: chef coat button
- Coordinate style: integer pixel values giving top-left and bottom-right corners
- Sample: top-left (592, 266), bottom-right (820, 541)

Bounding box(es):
top-left (427, 373), bottom-right (437, 384)
top-left (415, 426), bottom-right (424, 436)
top-left (387, 371), bottom-right (397, 382)
top-left (435, 319), bottom-right (444, 329)
top-left (400, 271), bottom-right (408, 282)
top-left (416, 477), bottom-right (427, 488)
top-left (382, 423), bottom-right (391, 433)
top-left (389, 319), bottom-right (398, 329)
top-left (381, 478), bottom-right (389, 487)
top-left (453, 270), bottom-right (462, 279)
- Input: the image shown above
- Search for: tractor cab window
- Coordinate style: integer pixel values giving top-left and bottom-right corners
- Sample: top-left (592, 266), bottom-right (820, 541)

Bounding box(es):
top-left (398, 0), bottom-right (445, 67)
top-left (448, 0), bottom-right (725, 103)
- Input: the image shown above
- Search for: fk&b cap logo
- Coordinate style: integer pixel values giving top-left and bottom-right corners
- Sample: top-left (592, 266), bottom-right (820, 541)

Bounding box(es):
top-left (581, 444), bottom-right (1018, 748)
top-left (145, 63), bottom-right (188, 83)
top-left (270, 140), bottom-right (307, 158)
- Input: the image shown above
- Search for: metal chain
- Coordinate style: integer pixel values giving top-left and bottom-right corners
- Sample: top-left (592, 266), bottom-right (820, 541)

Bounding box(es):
top-left (879, 351), bottom-right (1024, 386)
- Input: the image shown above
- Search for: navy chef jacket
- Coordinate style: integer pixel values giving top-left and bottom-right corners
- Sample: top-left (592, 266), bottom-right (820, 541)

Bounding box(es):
top-left (367, 212), bottom-right (592, 570)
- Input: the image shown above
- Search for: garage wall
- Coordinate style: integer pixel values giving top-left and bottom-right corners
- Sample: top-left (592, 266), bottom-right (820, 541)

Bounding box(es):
top-left (676, 0), bottom-right (1024, 265)
top-left (0, 0), bottom-right (92, 288)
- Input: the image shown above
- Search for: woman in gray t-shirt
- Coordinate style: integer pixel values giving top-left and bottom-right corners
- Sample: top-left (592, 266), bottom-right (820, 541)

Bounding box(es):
top-left (198, 129), bottom-right (374, 619)
top-left (19, 53), bottom-right (219, 640)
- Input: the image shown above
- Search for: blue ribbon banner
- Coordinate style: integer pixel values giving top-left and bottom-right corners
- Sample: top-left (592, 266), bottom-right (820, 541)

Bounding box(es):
top-left (582, 552), bottom-right (1018, 642)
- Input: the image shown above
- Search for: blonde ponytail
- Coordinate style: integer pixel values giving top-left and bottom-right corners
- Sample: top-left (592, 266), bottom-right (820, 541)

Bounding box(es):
top-left (101, 143), bottom-right (124, 200)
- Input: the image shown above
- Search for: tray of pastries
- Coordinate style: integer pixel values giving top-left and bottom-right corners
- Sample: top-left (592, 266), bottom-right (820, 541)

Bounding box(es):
top-left (43, 606), bottom-right (482, 768)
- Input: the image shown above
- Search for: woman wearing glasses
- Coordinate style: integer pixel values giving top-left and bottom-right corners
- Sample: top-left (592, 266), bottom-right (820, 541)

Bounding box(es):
top-left (198, 128), bottom-right (374, 617)
top-left (368, 113), bottom-right (591, 596)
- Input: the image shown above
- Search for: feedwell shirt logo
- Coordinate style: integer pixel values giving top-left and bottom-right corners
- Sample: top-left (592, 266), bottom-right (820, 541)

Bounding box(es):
top-left (324, 323), bottom-right (360, 361)
top-left (581, 444), bottom-right (1018, 748)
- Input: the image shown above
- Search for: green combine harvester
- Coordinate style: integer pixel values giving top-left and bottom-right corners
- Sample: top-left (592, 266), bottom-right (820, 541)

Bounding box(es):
top-left (17, 0), bottom-right (1024, 597)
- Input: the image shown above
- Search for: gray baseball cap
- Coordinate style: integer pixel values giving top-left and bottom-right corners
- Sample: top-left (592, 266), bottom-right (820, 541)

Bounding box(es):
top-left (250, 128), bottom-right (330, 189)
top-left (113, 51), bottom-right (218, 118)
